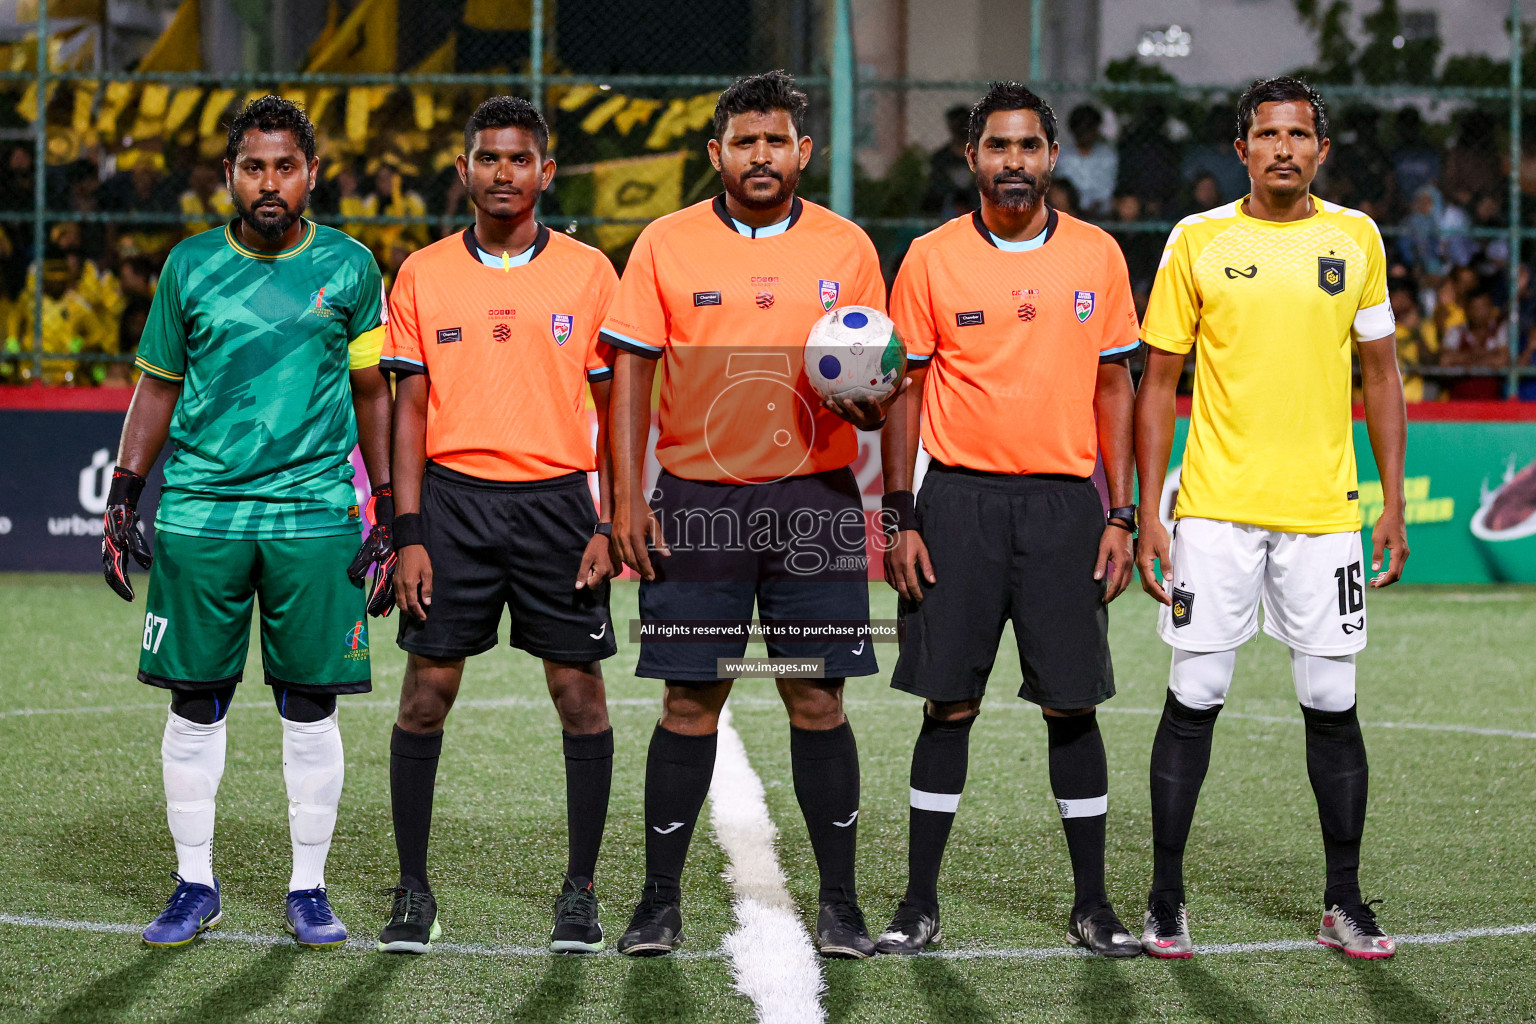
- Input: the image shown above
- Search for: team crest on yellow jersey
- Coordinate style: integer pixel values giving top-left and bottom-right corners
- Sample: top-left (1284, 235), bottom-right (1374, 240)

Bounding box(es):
top-left (1318, 257), bottom-right (1346, 295)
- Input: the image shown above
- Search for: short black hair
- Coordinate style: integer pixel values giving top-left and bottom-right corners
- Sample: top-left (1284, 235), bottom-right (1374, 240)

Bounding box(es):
top-left (712, 70), bottom-right (808, 139)
top-left (226, 95), bottom-right (316, 164)
top-left (1235, 76), bottom-right (1328, 142)
top-left (465, 95), bottom-right (549, 156)
top-left (967, 81), bottom-right (1058, 150)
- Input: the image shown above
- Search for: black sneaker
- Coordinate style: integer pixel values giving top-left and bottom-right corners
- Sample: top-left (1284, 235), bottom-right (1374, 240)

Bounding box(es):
top-left (1067, 902), bottom-right (1142, 958)
top-left (377, 888), bottom-right (441, 954)
top-left (815, 900), bottom-right (876, 959)
top-left (617, 890), bottom-right (683, 957)
top-left (550, 877), bottom-right (604, 953)
top-left (875, 901), bottom-right (942, 955)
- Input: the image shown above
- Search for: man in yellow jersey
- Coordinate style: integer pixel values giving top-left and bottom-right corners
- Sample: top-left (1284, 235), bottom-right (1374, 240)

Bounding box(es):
top-left (1134, 77), bottom-right (1409, 960)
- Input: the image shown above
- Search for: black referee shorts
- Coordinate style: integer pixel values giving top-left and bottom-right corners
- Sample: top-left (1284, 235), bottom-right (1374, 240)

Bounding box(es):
top-left (396, 463), bottom-right (617, 664)
top-left (891, 463), bottom-right (1113, 709)
top-left (636, 467), bottom-right (877, 682)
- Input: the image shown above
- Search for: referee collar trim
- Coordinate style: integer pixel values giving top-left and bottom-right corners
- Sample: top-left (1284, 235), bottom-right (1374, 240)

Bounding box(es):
top-left (462, 223), bottom-right (550, 266)
top-left (712, 194), bottom-right (804, 237)
top-left (972, 206), bottom-right (1057, 249)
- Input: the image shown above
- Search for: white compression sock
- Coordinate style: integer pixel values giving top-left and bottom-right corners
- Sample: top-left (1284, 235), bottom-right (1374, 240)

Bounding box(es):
top-left (283, 711), bottom-right (345, 892)
top-left (1291, 650), bottom-right (1357, 712)
top-left (162, 711), bottom-right (227, 888)
top-left (1167, 647), bottom-right (1239, 710)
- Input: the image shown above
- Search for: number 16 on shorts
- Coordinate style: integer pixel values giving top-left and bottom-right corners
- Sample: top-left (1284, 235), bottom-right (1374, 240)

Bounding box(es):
top-left (143, 612), bottom-right (168, 654)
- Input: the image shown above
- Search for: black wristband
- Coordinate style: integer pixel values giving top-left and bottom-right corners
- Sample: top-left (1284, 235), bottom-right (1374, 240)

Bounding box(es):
top-left (1107, 505), bottom-right (1137, 527)
top-left (107, 467), bottom-right (146, 509)
top-left (881, 490), bottom-right (920, 533)
top-left (392, 512), bottom-right (426, 549)
top-left (594, 522), bottom-right (613, 537)
top-left (370, 483), bottom-right (394, 527)
top-left (1106, 518), bottom-right (1136, 534)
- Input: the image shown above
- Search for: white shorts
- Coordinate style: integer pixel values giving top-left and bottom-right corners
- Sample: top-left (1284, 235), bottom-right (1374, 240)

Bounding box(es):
top-left (1157, 517), bottom-right (1367, 656)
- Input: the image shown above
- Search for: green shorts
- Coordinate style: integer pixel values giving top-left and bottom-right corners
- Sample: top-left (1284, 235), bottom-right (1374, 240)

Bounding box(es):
top-left (137, 530), bottom-right (372, 694)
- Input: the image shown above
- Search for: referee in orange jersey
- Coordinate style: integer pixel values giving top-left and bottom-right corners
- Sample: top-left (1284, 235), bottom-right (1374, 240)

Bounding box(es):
top-left (875, 83), bottom-right (1142, 956)
top-left (376, 97), bottom-right (620, 955)
top-left (602, 71), bottom-right (891, 959)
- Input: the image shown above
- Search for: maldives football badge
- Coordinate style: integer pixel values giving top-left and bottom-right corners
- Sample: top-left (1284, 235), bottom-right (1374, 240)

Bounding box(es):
top-left (819, 279), bottom-right (840, 311)
top-left (551, 313), bottom-right (573, 346)
top-left (1073, 290), bottom-right (1096, 323)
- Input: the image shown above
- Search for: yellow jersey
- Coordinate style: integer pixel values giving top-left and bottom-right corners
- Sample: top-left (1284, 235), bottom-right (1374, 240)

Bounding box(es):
top-left (1142, 197), bottom-right (1393, 534)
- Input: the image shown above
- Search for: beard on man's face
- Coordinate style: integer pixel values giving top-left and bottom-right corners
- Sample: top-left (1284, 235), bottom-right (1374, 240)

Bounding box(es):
top-left (723, 163), bottom-right (799, 210)
top-left (979, 167), bottom-right (1051, 211)
top-left (236, 191), bottom-right (306, 241)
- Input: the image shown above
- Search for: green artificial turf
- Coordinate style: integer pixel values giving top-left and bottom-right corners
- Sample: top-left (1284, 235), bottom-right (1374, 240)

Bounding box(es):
top-left (1, 574), bottom-right (1533, 1022)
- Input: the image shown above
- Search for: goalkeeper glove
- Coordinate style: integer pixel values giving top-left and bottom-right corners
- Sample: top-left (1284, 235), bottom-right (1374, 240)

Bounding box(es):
top-left (102, 467), bottom-right (152, 602)
top-left (348, 483), bottom-right (397, 617)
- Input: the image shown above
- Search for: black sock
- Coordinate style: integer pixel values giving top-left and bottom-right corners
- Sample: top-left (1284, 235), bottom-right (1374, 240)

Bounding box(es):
top-left (1045, 711), bottom-right (1110, 912)
top-left (642, 723), bottom-right (717, 903)
top-left (903, 712), bottom-right (975, 913)
top-left (1302, 703), bottom-right (1369, 908)
top-left (390, 725), bottom-right (444, 893)
top-left (1149, 690), bottom-right (1221, 907)
top-left (563, 728), bottom-right (614, 888)
top-left (790, 720), bottom-right (861, 904)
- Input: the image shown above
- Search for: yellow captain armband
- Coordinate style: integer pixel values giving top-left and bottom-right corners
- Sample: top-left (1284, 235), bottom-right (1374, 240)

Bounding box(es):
top-left (348, 326), bottom-right (385, 369)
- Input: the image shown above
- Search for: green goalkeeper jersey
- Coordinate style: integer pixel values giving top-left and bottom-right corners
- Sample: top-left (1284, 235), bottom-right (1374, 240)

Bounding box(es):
top-left (134, 219), bottom-right (386, 539)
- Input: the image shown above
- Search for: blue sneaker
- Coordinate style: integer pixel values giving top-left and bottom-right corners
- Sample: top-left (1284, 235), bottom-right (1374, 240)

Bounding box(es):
top-left (142, 874), bottom-right (221, 947)
top-left (285, 888), bottom-right (348, 949)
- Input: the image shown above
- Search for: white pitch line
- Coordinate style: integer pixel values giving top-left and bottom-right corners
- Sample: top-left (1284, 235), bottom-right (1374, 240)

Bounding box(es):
top-left (928, 922), bottom-right (1536, 961)
top-left (6, 696), bottom-right (1536, 741)
top-left (4, 911), bottom-right (1534, 964)
top-left (708, 707), bottom-right (827, 1024)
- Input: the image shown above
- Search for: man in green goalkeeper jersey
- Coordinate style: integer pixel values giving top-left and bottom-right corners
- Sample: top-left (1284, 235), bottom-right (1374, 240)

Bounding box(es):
top-left (102, 97), bottom-right (394, 949)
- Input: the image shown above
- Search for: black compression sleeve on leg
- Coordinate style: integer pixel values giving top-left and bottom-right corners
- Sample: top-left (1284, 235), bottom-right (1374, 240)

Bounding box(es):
top-left (904, 712), bottom-right (975, 913)
top-left (170, 684), bottom-right (238, 725)
top-left (1149, 690), bottom-right (1222, 907)
top-left (1045, 710), bottom-right (1110, 912)
top-left (1302, 703), bottom-right (1369, 908)
top-left (790, 718), bottom-right (861, 904)
top-left (642, 722), bottom-right (717, 903)
top-left (391, 724), bottom-right (444, 893)
top-left (563, 728), bottom-right (614, 887)
top-left (273, 687), bottom-right (337, 722)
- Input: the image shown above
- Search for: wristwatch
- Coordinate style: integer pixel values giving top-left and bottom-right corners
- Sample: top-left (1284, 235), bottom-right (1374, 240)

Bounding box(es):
top-left (594, 522), bottom-right (613, 537)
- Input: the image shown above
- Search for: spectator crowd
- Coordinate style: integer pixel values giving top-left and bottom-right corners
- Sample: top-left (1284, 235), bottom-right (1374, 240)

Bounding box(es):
top-left (5, 92), bottom-right (1535, 401)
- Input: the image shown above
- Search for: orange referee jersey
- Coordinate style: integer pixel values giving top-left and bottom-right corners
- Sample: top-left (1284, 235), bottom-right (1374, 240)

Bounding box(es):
top-left (600, 196), bottom-right (885, 483)
top-left (381, 225), bottom-right (618, 481)
top-left (889, 209), bottom-right (1140, 476)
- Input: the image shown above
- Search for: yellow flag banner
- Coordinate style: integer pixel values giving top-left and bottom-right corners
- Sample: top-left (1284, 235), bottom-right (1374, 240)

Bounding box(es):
top-left (198, 87), bottom-right (236, 139)
top-left (410, 33), bottom-right (455, 131)
top-left (591, 150), bottom-right (686, 253)
top-left (164, 87), bottom-right (202, 135)
top-left (137, 0), bottom-right (200, 73)
top-left (305, 0), bottom-right (397, 73)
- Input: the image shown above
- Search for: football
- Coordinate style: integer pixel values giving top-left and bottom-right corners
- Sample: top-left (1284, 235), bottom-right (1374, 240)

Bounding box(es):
top-left (803, 305), bottom-right (907, 404)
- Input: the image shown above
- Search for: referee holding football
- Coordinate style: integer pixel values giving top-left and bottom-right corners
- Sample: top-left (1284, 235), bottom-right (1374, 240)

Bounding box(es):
top-left (876, 82), bottom-right (1143, 956)
top-left (602, 70), bottom-right (891, 958)
top-left (376, 97), bottom-right (621, 955)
